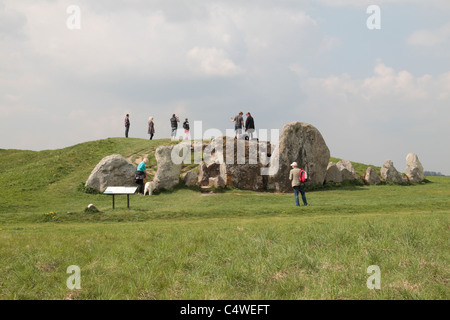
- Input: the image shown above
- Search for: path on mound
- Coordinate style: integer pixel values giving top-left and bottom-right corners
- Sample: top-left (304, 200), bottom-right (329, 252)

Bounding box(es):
top-left (125, 149), bottom-right (156, 178)
top-left (125, 144), bottom-right (200, 182)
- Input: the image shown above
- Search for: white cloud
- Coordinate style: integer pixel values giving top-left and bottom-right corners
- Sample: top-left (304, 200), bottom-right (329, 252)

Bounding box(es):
top-left (407, 23), bottom-right (450, 47)
top-left (298, 61), bottom-right (450, 173)
top-left (315, 0), bottom-right (450, 8)
top-left (187, 46), bottom-right (242, 77)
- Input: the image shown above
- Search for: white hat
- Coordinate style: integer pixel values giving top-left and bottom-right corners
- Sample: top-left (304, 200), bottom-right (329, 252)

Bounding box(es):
top-left (290, 162), bottom-right (298, 167)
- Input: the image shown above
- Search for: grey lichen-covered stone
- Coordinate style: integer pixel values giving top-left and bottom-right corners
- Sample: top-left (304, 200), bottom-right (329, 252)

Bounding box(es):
top-left (364, 167), bottom-right (381, 185)
top-left (336, 160), bottom-right (358, 181)
top-left (325, 162), bottom-right (342, 183)
top-left (154, 144), bottom-right (189, 190)
top-left (380, 160), bottom-right (404, 183)
top-left (85, 203), bottom-right (99, 213)
top-left (267, 122), bottom-right (330, 192)
top-left (85, 154), bottom-right (136, 192)
top-left (183, 170), bottom-right (199, 187)
top-left (405, 153), bottom-right (424, 182)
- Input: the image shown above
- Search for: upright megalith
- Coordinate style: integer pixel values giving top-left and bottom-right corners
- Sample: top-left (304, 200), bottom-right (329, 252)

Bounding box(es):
top-left (364, 167), bottom-right (381, 185)
top-left (267, 122), bottom-right (330, 192)
top-left (405, 153), bottom-right (424, 182)
top-left (154, 143), bottom-right (189, 190)
top-left (380, 160), bottom-right (404, 183)
top-left (336, 160), bottom-right (358, 181)
top-left (85, 154), bottom-right (136, 192)
top-left (325, 162), bottom-right (342, 183)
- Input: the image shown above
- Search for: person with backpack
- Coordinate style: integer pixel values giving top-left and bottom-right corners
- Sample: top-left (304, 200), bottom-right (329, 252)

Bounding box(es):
top-left (289, 162), bottom-right (308, 206)
top-left (170, 114), bottom-right (180, 140)
top-left (135, 158), bottom-right (148, 195)
top-left (183, 118), bottom-right (190, 140)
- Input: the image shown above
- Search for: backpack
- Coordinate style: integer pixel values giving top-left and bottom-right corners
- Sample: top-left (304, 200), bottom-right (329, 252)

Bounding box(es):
top-left (299, 169), bottom-right (308, 183)
top-left (135, 170), bottom-right (146, 183)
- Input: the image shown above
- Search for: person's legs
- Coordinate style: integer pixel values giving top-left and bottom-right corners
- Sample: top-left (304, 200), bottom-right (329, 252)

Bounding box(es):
top-left (149, 133), bottom-right (153, 140)
top-left (125, 126), bottom-right (129, 138)
top-left (248, 129), bottom-right (254, 140)
top-left (293, 186), bottom-right (300, 206)
top-left (299, 184), bottom-right (308, 206)
top-left (137, 180), bottom-right (144, 194)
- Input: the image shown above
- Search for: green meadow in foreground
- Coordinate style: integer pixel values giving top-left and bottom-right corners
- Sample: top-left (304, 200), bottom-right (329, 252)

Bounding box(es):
top-left (0, 138), bottom-right (448, 299)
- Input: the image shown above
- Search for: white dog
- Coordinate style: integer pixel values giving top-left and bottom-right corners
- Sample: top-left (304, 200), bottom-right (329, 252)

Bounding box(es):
top-left (144, 178), bottom-right (159, 195)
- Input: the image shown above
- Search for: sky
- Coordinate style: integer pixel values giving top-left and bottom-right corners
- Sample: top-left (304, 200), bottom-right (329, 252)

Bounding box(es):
top-left (1, 0), bottom-right (449, 175)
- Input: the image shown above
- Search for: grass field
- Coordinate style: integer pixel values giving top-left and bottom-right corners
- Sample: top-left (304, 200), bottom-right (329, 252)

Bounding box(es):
top-left (0, 138), bottom-right (448, 300)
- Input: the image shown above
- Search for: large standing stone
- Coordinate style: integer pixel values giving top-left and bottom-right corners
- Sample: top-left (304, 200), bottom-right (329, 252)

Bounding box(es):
top-left (325, 162), bottom-right (342, 183)
top-left (405, 153), bottom-right (424, 182)
top-left (336, 160), bottom-right (358, 181)
top-left (380, 160), bottom-right (404, 183)
top-left (154, 144), bottom-right (189, 190)
top-left (364, 167), bottom-right (381, 185)
top-left (85, 154), bottom-right (136, 192)
top-left (267, 122), bottom-right (330, 192)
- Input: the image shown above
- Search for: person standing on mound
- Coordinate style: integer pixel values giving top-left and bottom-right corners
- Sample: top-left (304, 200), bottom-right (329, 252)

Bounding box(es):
top-left (183, 118), bottom-right (190, 140)
top-left (124, 114), bottom-right (130, 138)
top-left (170, 114), bottom-right (180, 140)
top-left (148, 116), bottom-right (155, 140)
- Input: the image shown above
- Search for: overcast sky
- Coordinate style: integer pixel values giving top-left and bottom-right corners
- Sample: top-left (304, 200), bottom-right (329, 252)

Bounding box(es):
top-left (1, 0), bottom-right (449, 174)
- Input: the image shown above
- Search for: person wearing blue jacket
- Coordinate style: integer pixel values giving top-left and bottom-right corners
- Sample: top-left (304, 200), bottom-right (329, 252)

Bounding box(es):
top-left (135, 158), bottom-right (148, 194)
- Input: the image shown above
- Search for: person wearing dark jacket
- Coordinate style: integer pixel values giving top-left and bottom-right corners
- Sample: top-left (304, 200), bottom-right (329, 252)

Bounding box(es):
top-left (148, 116), bottom-right (155, 140)
top-left (183, 118), bottom-right (190, 140)
top-left (124, 114), bottom-right (130, 138)
top-left (170, 114), bottom-right (180, 140)
top-left (245, 112), bottom-right (255, 140)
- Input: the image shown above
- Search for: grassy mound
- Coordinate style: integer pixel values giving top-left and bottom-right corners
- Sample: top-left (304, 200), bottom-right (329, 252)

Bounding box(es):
top-left (0, 138), bottom-right (175, 217)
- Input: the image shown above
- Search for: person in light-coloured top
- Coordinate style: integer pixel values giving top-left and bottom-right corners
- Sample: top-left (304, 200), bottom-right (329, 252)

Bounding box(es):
top-left (289, 162), bottom-right (308, 207)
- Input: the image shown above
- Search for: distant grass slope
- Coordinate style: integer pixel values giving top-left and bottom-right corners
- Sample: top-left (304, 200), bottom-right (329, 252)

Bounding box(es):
top-left (330, 157), bottom-right (382, 177)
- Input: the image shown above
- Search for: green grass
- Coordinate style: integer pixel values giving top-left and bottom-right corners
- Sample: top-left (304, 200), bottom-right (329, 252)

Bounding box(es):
top-left (0, 138), bottom-right (449, 300)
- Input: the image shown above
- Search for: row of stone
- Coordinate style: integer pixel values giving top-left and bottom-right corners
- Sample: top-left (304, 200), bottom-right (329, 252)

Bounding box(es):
top-left (325, 153), bottom-right (425, 185)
